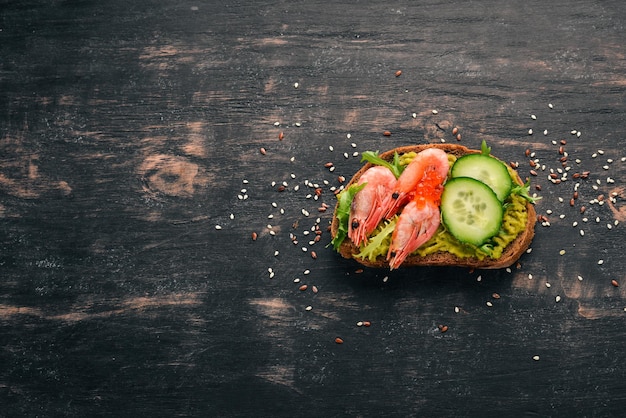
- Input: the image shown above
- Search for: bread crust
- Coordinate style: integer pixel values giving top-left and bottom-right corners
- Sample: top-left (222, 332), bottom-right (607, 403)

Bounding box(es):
top-left (330, 143), bottom-right (536, 269)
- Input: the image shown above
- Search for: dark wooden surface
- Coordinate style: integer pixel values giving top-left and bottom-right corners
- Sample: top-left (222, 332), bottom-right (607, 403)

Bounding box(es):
top-left (2, 0), bottom-right (626, 416)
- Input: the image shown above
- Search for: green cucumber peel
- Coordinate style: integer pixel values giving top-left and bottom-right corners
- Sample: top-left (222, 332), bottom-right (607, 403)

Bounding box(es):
top-left (360, 151), bottom-right (404, 179)
top-left (329, 182), bottom-right (366, 250)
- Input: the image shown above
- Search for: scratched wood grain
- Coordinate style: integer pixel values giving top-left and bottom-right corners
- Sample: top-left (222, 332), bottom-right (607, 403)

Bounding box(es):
top-left (1, 0), bottom-right (626, 416)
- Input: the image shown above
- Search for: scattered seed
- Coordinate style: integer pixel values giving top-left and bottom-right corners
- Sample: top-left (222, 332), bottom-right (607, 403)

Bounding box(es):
top-left (260, 147), bottom-right (267, 155)
top-left (611, 279), bottom-right (619, 287)
top-left (215, 225), bottom-right (222, 230)
top-left (432, 109), bottom-right (438, 115)
top-left (452, 127), bottom-right (459, 136)
top-left (305, 305), bottom-right (312, 311)
top-left (278, 132), bottom-right (284, 141)
top-left (334, 337), bottom-right (344, 344)
top-left (438, 325), bottom-right (449, 333)
top-left (395, 70), bottom-right (402, 77)
top-left (555, 295), bottom-right (561, 302)
top-left (383, 131), bottom-right (391, 136)
top-left (299, 284), bottom-right (308, 291)
top-left (311, 251), bottom-right (317, 259)
top-left (363, 321), bottom-right (372, 327)
top-left (533, 355), bottom-right (540, 361)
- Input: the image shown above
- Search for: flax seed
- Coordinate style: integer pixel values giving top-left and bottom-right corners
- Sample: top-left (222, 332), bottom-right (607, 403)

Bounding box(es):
top-left (299, 284), bottom-right (308, 291)
top-left (260, 147), bottom-right (267, 155)
top-left (383, 131), bottom-right (391, 137)
top-left (311, 251), bottom-right (317, 259)
top-left (251, 232), bottom-right (258, 241)
top-left (278, 131), bottom-right (284, 141)
top-left (395, 70), bottom-right (402, 77)
top-left (612, 280), bottom-right (619, 287)
top-left (335, 337), bottom-right (344, 344)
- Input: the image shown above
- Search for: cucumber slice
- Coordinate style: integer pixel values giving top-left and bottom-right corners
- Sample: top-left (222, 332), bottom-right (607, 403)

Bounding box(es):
top-left (450, 154), bottom-right (512, 201)
top-left (441, 177), bottom-right (503, 246)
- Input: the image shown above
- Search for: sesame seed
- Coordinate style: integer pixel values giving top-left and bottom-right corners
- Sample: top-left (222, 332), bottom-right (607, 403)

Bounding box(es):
top-left (598, 260), bottom-right (604, 265)
top-left (305, 305), bottom-right (312, 311)
top-left (555, 295), bottom-right (561, 302)
top-left (531, 114), bottom-right (537, 120)
top-left (329, 145), bottom-right (334, 151)
top-left (533, 355), bottom-right (540, 361)
top-left (549, 103), bottom-right (554, 109)
top-left (412, 113), bottom-right (417, 118)
top-left (528, 273), bottom-right (533, 280)
top-left (546, 283), bottom-right (551, 288)
top-left (294, 82), bottom-right (299, 89)
top-left (578, 275), bottom-right (583, 281)
top-left (274, 122), bottom-right (280, 126)
top-left (303, 269), bottom-right (310, 275)
top-left (432, 109), bottom-right (438, 115)
top-left (486, 301), bottom-right (493, 307)
top-left (528, 129), bottom-right (533, 135)
top-left (559, 249), bottom-right (566, 256)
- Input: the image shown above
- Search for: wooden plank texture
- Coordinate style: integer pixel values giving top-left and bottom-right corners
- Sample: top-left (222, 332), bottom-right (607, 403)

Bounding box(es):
top-left (1, 0), bottom-right (626, 416)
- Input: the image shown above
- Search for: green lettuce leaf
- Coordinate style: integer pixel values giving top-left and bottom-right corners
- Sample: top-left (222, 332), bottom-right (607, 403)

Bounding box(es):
top-left (329, 183), bottom-right (366, 250)
top-left (360, 151), bottom-right (404, 178)
top-left (355, 217), bottom-right (397, 262)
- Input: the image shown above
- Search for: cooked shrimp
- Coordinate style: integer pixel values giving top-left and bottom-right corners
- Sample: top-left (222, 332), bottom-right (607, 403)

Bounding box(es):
top-left (383, 148), bottom-right (450, 219)
top-left (348, 166), bottom-right (397, 246)
top-left (387, 199), bottom-right (441, 269)
top-left (386, 149), bottom-right (449, 269)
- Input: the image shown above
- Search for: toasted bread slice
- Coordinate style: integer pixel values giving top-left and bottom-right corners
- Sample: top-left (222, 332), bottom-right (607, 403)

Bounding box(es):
top-left (330, 143), bottom-right (536, 269)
